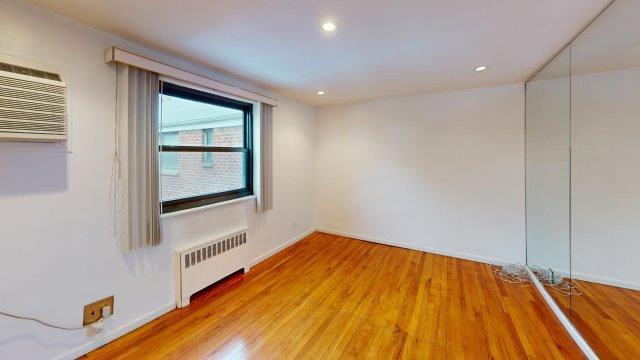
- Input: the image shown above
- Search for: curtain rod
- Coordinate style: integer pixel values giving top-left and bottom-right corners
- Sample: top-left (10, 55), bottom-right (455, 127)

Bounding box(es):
top-left (104, 47), bottom-right (278, 106)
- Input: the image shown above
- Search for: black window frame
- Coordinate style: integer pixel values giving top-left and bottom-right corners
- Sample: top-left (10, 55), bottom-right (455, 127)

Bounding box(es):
top-left (160, 82), bottom-right (253, 213)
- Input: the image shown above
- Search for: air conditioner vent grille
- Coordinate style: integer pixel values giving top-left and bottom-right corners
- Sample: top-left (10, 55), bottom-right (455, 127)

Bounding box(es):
top-left (0, 64), bottom-right (67, 142)
top-left (0, 97), bottom-right (65, 114)
top-left (0, 86), bottom-right (65, 104)
top-left (0, 120), bottom-right (65, 134)
top-left (0, 75), bottom-right (65, 95)
top-left (0, 109), bottom-right (65, 123)
top-left (0, 62), bottom-right (62, 81)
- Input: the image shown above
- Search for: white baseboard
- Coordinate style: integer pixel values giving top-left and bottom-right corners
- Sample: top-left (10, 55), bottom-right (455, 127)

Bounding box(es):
top-left (526, 267), bottom-right (598, 360)
top-left (54, 302), bottom-right (175, 360)
top-left (572, 271), bottom-right (640, 292)
top-left (251, 228), bottom-right (316, 266)
top-left (317, 228), bottom-right (517, 266)
top-left (523, 266), bottom-right (639, 292)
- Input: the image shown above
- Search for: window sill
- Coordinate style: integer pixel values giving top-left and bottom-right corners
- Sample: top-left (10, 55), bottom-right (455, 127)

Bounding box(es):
top-left (161, 195), bottom-right (256, 220)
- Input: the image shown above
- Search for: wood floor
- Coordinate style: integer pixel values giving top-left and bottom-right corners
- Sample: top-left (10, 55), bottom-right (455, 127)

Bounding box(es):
top-left (549, 280), bottom-right (640, 360)
top-left (83, 232), bottom-right (582, 359)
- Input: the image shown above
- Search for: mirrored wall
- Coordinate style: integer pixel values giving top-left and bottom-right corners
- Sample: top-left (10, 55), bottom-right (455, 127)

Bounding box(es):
top-left (526, 0), bottom-right (640, 358)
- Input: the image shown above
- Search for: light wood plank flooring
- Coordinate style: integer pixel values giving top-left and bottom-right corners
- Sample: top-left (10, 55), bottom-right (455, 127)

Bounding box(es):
top-left (82, 232), bottom-right (582, 359)
top-left (549, 279), bottom-right (640, 360)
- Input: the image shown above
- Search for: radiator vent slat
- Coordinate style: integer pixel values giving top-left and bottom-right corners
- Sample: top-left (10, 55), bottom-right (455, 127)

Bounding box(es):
top-left (181, 230), bottom-right (248, 271)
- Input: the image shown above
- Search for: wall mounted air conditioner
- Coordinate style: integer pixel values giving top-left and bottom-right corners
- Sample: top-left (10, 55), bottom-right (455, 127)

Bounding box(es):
top-left (0, 61), bottom-right (67, 142)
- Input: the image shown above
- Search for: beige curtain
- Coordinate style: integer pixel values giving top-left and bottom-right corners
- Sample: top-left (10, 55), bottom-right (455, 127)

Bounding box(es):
top-left (113, 65), bottom-right (162, 251)
top-left (257, 103), bottom-right (274, 213)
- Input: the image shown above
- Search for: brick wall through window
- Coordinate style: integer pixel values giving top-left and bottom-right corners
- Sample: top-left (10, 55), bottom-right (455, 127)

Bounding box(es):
top-left (161, 125), bottom-right (244, 201)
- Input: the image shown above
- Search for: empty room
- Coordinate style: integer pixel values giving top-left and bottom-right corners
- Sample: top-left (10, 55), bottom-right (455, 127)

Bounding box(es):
top-left (1, 0), bottom-right (639, 359)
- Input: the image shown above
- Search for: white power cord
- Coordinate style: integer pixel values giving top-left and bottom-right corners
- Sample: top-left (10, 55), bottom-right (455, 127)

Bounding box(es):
top-left (0, 306), bottom-right (112, 331)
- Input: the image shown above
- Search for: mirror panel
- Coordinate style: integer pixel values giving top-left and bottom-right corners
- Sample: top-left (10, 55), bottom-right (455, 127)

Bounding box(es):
top-left (570, 0), bottom-right (640, 357)
top-left (525, 46), bottom-right (572, 319)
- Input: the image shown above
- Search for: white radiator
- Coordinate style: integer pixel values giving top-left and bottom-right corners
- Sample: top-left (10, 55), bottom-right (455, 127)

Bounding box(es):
top-left (174, 228), bottom-right (251, 308)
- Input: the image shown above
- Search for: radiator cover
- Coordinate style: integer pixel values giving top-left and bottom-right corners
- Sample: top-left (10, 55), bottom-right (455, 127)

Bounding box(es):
top-left (174, 228), bottom-right (251, 307)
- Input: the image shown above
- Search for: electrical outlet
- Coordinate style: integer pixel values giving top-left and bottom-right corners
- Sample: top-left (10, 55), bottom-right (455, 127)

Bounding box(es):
top-left (83, 296), bottom-right (114, 326)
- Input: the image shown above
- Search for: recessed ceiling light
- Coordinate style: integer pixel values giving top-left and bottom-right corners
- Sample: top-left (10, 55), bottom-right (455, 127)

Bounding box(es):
top-left (322, 22), bottom-right (337, 32)
top-left (474, 65), bottom-right (488, 72)
top-left (317, 91), bottom-right (325, 95)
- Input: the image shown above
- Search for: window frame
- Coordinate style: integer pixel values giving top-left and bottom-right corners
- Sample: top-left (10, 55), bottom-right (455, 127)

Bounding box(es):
top-left (160, 82), bottom-right (253, 213)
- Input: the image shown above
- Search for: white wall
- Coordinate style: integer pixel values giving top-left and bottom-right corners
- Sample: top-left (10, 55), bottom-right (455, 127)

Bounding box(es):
top-left (0, 1), bottom-right (316, 358)
top-left (571, 66), bottom-right (640, 290)
top-left (316, 84), bottom-right (526, 264)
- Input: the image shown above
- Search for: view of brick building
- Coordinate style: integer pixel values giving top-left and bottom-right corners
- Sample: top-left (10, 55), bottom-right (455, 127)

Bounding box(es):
top-left (160, 94), bottom-right (246, 202)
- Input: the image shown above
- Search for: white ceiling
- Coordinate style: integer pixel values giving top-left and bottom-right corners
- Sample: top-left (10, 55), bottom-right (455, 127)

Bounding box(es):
top-left (26, 0), bottom-right (610, 106)
top-left (571, 0), bottom-right (640, 76)
top-left (519, 0), bottom-right (640, 82)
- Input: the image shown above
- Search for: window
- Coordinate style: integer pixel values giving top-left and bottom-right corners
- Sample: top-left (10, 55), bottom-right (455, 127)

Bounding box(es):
top-left (159, 82), bottom-right (253, 213)
top-left (161, 132), bottom-right (179, 175)
top-left (202, 129), bottom-right (213, 167)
